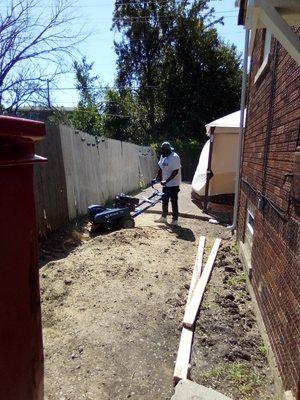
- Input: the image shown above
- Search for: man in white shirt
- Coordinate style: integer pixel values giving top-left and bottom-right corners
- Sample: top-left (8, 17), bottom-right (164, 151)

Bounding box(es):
top-left (153, 142), bottom-right (182, 226)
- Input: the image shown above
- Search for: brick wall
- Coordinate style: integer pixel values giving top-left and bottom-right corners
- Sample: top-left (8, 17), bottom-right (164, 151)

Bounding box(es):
top-left (237, 28), bottom-right (300, 396)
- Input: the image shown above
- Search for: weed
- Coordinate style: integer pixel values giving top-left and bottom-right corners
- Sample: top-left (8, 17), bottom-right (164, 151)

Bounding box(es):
top-left (205, 242), bottom-right (213, 255)
top-left (229, 363), bottom-right (264, 396)
top-left (139, 176), bottom-right (146, 190)
top-left (201, 297), bottom-right (219, 312)
top-left (234, 290), bottom-right (245, 301)
top-left (257, 345), bottom-right (268, 358)
top-left (201, 298), bottom-right (210, 310)
top-left (202, 363), bottom-right (265, 398)
top-left (231, 243), bottom-right (239, 257)
top-left (202, 365), bottom-right (227, 380)
top-left (227, 273), bottom-right (246, 287)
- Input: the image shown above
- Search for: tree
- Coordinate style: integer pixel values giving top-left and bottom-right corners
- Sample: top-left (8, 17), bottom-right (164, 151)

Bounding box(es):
top-left (112, 0), bottom-right (242, 143)
top-left (70, 57), bottom-right (150, 140)
top-left (74, 57), bottom-right (102, 108)
top-left (68, 57), bottom-right (103, 136)
top-left (158, 18), bottom-right (242, 140)
top-left (69, 105), bottom-right (103, 137)
top-left (102, 88), bottom-right (147, 142)
top-left (0, 0), bottom-right (85, 113)
top-left (112, 0), bottom-right (174, 140)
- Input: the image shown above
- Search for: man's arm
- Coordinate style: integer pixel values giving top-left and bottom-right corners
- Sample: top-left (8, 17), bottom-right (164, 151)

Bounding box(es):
top-left (155, 168), bottom-right (162, 182)
top-left (162, 169), bottom-right (179, 185)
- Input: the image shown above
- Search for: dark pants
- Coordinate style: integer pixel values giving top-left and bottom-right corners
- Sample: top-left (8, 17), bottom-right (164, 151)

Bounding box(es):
top-left (162, 186), bottom-right (180, 220)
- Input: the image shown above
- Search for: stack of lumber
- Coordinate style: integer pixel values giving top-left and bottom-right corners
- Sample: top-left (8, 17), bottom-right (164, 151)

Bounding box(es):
top-left (173, 236), bottom-right (221, 385)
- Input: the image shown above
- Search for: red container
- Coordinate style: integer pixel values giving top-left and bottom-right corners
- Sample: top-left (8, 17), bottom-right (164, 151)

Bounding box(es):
top-left (0, 116), bottom-right (46, 400)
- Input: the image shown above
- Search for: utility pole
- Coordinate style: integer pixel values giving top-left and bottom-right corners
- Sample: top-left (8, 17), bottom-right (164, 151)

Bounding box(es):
top-left (46, 79), bottom-right (51, 108)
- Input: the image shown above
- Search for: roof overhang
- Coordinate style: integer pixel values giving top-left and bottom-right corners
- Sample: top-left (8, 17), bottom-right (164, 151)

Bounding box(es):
top-left (237, 0), bottom-right (300, 65)
top-left (205, 110), bottom-right (245, 136)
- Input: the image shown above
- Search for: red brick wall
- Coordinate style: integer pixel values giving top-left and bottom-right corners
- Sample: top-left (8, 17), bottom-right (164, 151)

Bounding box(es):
top-left (237, 28), bottom-right (300, 396)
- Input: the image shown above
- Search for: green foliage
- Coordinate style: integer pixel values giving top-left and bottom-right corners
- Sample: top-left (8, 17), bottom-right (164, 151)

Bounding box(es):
top-left (69, 105), bottom-right (103, 136)
top-left (102, 89), bottom-right (147, 142)
top-left (58, 2), bottom-right (242, 145)
top-left (230, 364), bottom-right (263, 397)
top-left (173, 138), bottom-right (205, 157)
top-left (58, 1), bottom-right (242, 145)
top-left (68, 57), bottom-right (103, 136)
top-left (151, 138), bottom-right (204, 156)
top-left (202, 363), bottom-right (265, 398)
top-left (112, 0), bottom-right (242, 143)
top-left (231, 243), bottom-right (239, 257)
top-left (257, 345), bottom-right (268, 359)
top-left (227, 272), bottom-right (246, 287)
top-left (74, 57), bottom-right (102, 108)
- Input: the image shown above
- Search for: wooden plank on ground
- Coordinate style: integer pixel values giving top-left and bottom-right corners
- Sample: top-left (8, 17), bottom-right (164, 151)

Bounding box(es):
top-left (173, 327), bottom-right (193, 385)
top-left (173, 236), bottom-right (205, 385)
top-left (187, 236), bottom-right (206, 304)
top-left (183, 238), bottom-right (221, 329)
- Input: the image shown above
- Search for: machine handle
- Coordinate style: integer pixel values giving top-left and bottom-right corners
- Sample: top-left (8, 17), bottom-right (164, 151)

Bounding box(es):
top-left (151, 180), bottom-right (164, 194)
top-left (151, 179), bottom-right (164, 190)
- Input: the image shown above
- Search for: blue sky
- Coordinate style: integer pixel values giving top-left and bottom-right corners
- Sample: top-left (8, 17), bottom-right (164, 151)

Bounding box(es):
top-left (1, 0), bottom-right (245, 107)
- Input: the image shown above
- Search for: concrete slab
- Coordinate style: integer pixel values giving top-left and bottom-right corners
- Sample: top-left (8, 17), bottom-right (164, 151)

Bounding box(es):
top-left (171, 380), bottom-right (233, 400)
top-left (141, 182), bottom-right (233, 224)
top-left (141, 183), bottom-right (209, 219)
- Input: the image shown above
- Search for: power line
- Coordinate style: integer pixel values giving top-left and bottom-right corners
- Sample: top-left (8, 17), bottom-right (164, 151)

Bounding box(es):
top-left (0, 0), bottom-right (172, 8)
top-left (88, 30), bottom-right (244, 40)
top-left (0, 1), bottom-right (236, 11)
top-left (48, 67), bottom-right (245, 93)
top-left (1, 5), bottom-right (236, 18)
top-left (81, 15), bottom-right (237, 22)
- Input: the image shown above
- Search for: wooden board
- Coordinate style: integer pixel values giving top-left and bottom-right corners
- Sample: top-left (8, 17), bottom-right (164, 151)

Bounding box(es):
top-left (187, 236), bottom-right (206, 304)
top-left (173, 236), bottom-right (205, 385)
top-left (183, 238), bottom-right (221, 329)
top-left (173, 327), bottom-right (193, 385)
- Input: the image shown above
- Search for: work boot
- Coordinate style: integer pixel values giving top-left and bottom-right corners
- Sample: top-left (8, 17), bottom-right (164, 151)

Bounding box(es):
top-left (155, 216), bottom-right (167, 223)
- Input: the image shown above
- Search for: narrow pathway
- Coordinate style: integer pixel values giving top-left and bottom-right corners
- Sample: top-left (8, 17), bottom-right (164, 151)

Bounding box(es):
top-left (140, 182), bottom-right (207, 219)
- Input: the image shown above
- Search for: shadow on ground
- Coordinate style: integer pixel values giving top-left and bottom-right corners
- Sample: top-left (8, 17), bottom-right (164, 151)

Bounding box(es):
top-left (158, 223), bottom-right (196, 242)
top-left (38, 217), bottom-right (90, 268)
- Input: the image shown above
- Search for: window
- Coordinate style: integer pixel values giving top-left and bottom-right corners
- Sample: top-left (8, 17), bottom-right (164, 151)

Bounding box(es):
top-left (262, 29), bottom-right (272, 61)
top-left (254, 29), bottom-right (272, 83)
top-left (244, 201), bottom-right (255, 250)
top-left (246, 208), bottom-right (254, 236)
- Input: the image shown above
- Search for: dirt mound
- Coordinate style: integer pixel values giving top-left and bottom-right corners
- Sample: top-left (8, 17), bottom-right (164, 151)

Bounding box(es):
top-left (42, 224), bottom-right (197, 400)
top-left (41, 216), bottom-right (274, 400)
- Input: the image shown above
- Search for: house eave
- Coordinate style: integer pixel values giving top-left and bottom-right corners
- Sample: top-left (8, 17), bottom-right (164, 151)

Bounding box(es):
top-left (237, 0), bottom-right (247, 25)
top-left (237, 0), bottom-right (300, 65)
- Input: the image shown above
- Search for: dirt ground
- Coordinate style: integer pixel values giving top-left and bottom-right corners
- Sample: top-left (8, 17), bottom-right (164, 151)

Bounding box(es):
top-left (40, 213), bottom-right (276, 400)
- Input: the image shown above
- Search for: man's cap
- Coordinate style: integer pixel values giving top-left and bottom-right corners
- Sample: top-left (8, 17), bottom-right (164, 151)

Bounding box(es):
top-left (161, 141), bottom-right (174, 151)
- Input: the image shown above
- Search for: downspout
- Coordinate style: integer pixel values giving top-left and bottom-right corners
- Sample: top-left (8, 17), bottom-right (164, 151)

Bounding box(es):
top-left (203, 127), bottom-right (215, 212)
top-left (228, 28), bottom-right (250, 231)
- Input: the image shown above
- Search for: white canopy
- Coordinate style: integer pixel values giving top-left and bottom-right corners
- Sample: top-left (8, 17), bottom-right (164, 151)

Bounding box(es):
top-left (205, 110), bottom-right (245, 135)
top-left (192, 110), bottom-right (246, 198)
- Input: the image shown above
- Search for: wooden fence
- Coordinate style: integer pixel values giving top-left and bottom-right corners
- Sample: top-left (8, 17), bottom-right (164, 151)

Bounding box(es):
top-left (34, 124), bottom-right (157, 235)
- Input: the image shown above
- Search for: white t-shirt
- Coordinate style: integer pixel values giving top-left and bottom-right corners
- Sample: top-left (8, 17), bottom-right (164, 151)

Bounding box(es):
top-left (158, 151), bottom-right (182, 187)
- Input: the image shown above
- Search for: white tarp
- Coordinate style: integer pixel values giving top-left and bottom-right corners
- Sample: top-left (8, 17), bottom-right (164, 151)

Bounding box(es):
top-left (192, 110), bottom-right (244, 197)
top-left (192, 139), bottom-right (210, 193)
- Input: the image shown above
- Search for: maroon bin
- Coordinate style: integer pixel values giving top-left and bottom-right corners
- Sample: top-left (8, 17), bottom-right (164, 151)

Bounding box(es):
top-left (0, 116), bottom-right (46, 400)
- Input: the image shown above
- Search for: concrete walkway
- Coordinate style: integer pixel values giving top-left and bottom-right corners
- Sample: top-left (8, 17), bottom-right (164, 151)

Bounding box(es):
top-left (140, 182), bottom-right (209, 220)
top-left (140, 182), bottom-right (233, 225)
top-left (171, 380), bottom-right (233, 400)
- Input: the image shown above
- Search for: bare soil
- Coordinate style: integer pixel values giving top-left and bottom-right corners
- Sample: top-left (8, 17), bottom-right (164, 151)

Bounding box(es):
top-left (40, 214), bottom-right (275, 400)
